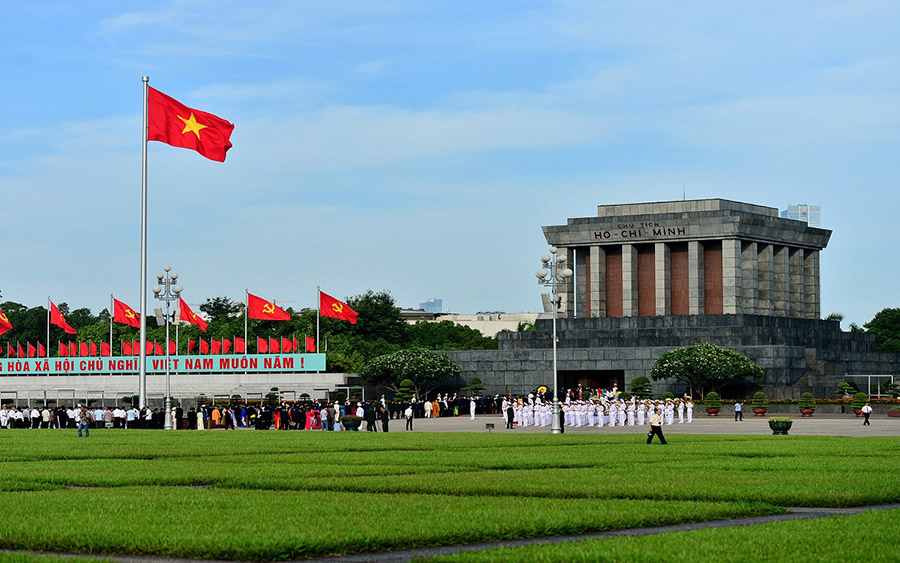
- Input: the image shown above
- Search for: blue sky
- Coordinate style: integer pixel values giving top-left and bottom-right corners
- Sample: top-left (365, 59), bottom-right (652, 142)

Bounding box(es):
top-left (1, 1), bottom-right (898, 327)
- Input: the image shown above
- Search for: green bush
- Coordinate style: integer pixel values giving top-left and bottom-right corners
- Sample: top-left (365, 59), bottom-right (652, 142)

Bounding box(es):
top-left (852, 392), bottom-right (868, 409)
top-left (751, 391), bottom-right (769, 408)
top-left (798, 392), bottom-right (816, 409)
top-left (704, 391), bottom-right (722, 408)
top-left (769, 416), bottom-right (793, 422)
top-left (627, 376), bottom-right (653, 399)
top-left (661, 391), bottom-right (675, 401)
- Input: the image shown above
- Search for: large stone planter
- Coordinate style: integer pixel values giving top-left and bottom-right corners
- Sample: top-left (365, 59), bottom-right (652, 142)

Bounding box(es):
top-left (340, 417), bottom-right (362, 431)
top-left (888, 411), bottom-right (900, 418)
top-left (768, 420), bottom-right (793, 435)
top-left (705, 408), bottom-right (721, 417)
top-left (751, 407), bottom-right (768, 417)
top-left (853, 408), bottom-right (863, 417)
top-left (799, 408), bottom-right (815, 417)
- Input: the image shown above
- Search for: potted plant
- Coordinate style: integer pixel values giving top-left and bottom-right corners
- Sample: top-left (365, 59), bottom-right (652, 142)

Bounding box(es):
top-left (768, 416), bottom-right (793, 435)
top-left (852, 392), bottom-right (868, 417)
top-left (704, 392), bottom-right (722, 416)
top-left (798, 392), bottom-right (816, 417)
top-left (751, 391), bottom-right (769, 416)
top-left (888, 409), bottom-right (900, 418)
top-left (340, 415), bottom-right (363, 431)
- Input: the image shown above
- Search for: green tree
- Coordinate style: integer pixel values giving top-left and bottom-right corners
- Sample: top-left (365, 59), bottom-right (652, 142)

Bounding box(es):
top-left (863, 308), bottom-right (900, 353)
top-left (359, 348), bottom-right (461, 398)
top-left (461, 376), bottom-right (486, 396)
top-left (627, 376), bottom-right (653, 399)
top-left (650, 342), bottom-right (764, 398)
top-left (407, 320), bottom-right (496, 350)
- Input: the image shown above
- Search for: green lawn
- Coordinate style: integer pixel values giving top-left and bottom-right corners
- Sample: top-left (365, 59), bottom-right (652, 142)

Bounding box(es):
top-left (0, 430), bottom-right (896, 560)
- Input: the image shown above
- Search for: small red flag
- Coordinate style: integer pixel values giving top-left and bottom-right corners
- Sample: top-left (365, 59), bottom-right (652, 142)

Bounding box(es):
top-left (293, 336), bottom-right (299, 352)
top-left (112, 298), bottom-right (141, 328)
top-left (234, 337), bottom-right (246, 354)
top-left (79, 342), bottom-right (89, 357)
top-left (0, 310), bottom-right (12, 336)
top-left (147, 86), bottom-right (234, 162)
top-left (132, 340), bottom-right (140, 356)
top-left (6, 343), bottom-right (14, 358)
top-left (270, 337), bottom-right (280, 354)
top-left (247, 293), bottom-right (291, 321)
top-left (222, 339), bottom-right (232, 354)
top-left (145, 341), bottom-right (154, 356)
top-left (188, 340), bottom-right (196, 354)
top-left (319, 291), bottom-right (358, 324)
top-left (122, 341), bottom-right (132, 356)
top-left (17, 343), bottom-right (24, 358)
top-left (306, 336), bottom-right (316, 353)
top-left (101, 342), bottom-right (111, 357)
top-left (211, 339), bottom-right (221, 355)
top-left (27, 342), bottom-right (36, 358)
top-left (50, 301), bottom-right (78, 334)
top-left (257, 337), bottom-right (268, 354)
top-left (200, 339), bottom-right (209, 354)
top-left (38, 342), bottom-right (47, 357)
top-left (179, 298), bottom-right (208, 332)
top-left (280, 337), bottom-right (291, 353)
top-left (90, 342), bottom-right (98, 357)
top-left (69, 342), bottom-right (77, 357)
top-left (168, 341), bottom-right (176, 355)
top-left (155, 342), bottom-right (163, 356)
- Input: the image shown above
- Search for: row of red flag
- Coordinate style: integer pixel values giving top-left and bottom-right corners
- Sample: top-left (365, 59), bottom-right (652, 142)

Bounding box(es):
top-left (2, 336), bottom-right (317, 359)
top-left (0, 291), bottom-right (355, 339)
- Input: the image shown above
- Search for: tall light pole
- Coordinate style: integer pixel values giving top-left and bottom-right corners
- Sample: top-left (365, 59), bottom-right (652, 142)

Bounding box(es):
top-left (152, 266), bottom-right (182, 430)
top-left (536, 246), bottom-right (572, 434)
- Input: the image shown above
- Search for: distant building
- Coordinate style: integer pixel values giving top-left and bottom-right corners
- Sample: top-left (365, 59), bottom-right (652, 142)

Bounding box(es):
top-left (419, 298), bottom-right (443, 313)
top-left (401, 310), bottom-right (539, 338)
top-left (780, 203), bottom-right (821, 227)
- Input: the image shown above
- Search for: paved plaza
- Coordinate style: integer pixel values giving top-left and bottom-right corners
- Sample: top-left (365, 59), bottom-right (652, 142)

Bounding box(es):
top-left (404, 414), bottom-right (900, 437)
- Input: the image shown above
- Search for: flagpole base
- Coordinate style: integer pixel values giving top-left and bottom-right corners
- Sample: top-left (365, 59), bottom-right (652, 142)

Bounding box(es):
top-left (550, 401), bottom-right (562, 434)
top-left (164, 397), bottom-right (174, 430)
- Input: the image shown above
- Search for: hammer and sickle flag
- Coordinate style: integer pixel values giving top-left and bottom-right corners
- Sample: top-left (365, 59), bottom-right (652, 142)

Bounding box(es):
top-left (112, 298), bottom-right (141, 328)
top-left (0, 310), bottom-right (12, 336)
top-left (247, 293), bottom-right (291, 321)
top-left (319, 291), bottom-right (358, 324)
top-left (178, 297), bottom-right (208, 333)
top-left (50, 301), bottom-right (78, 335)
top-left (147, 87), bottom-right (234, 162)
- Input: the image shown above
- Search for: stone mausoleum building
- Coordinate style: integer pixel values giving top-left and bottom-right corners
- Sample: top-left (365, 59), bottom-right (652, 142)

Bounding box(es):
top-left (446, 199), bottom-right (900, 398)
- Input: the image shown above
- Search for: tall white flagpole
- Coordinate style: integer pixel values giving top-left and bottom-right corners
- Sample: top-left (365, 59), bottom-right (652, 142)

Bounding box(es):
top-left (109, 294), bottom-right (114, 356)
top-left (46, 297), bottom-right (50, 358)
top-left (316, 286), bottom-right (320, 353)
top-left (244, 289), bottom-right (249, 353)
top-left (138, 76), bottom-right (149, 409)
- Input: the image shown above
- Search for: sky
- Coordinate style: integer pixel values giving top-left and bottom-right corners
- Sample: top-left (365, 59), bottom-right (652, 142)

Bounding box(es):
top-left (1, 1), bottom-right (898, 328)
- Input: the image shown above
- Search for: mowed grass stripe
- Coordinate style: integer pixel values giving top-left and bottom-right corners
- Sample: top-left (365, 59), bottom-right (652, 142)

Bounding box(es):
top-left (0, 487), bottom-right (772, 561)
top-left (417, 508), bottom-right (900, 563)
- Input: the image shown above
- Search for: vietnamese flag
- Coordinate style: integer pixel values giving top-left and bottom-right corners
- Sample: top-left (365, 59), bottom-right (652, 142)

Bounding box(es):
top-left (122, 341), bottom-right (132, 356)
top-left (5, 343), bottom-right (13, 358)
top-left (247, 293), bottom-right (291, 321)
top-left (222, 338), bottom-right (232, 354)
top-left (0, 310), bottom-right (12, 336)
top-left (168, 341), bottom-right (176, 355)
top-left (17, 343), bottom-right (25, 358)
top-left (26, 343), bottom-right (36, 358)
top-left (257, 337), bottom-right (268, 354)
top-left (147, 87), bottom-right (234, 162)
top-left (281, 337), bottom-right (292, 353)
top-left (68, 342), bottom-right (77, 357)
top-left (112, 298), bottom-right (141, 328)
top-left (199, 339), bottom-right (209, 355)
top-left (50, 301), bottom-right (78, 334)
top-left (38, 342), bottom-right (47, 357)
top-left (306, 336), bottom-right (316, 353)
top-left (79, 342), bottom-right (89, 357)
top-left (155, 342), bottom-right (163, 356)
top-left (179, 298), bottom-right (208, 332)
top-left (292, 336), bottom-right (299, 352)
top-left (269, 337), bottom-right (280, 354)
top-left (188, 340), bottom-right (196, 355)
top-left (101, 342), bottom-right (111, 357)
top-left (90, 342), bottom-right (98, 357)
top-left (146, 341), bottom-right (156, 356)
top-left (319, 291), bottom-right (358, 324)
top-left (211, 339), bottom-right (221, 355)
top-left (234, 337), bottom-right (246, 354)
top-left (59, 342), bottom-right (68, 357)
top-left (132, 340), bottom-right (140, 356)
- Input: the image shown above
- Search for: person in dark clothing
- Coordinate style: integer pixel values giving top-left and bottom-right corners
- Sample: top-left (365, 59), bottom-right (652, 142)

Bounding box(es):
top-left (187, 408), bottom-right (197, 430)
top-left (380, 406), bottom-right (389, 432)
top-left (506, 404), bottom-right (515, 429)
top-left (365, 405), bottom-right (378, 432)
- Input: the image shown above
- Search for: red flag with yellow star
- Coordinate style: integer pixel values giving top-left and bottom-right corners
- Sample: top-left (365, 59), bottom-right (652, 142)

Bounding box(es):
top-left (147, 87), bottom-right (234, 162)
top-left (179, 298), bottom-right (208, 333)
top-left (112, 298), bottom-right (141, 328)
top-left (319, 291), bottom-right (358, 324)
top-left (0, 309), bottom-right (12, 336)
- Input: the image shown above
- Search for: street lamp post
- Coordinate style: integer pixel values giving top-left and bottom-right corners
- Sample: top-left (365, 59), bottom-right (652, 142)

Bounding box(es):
top-left (536, 246), bottom-right (573, 434)
top-left (152, 266), bottom-right (182, 431)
